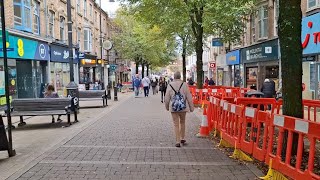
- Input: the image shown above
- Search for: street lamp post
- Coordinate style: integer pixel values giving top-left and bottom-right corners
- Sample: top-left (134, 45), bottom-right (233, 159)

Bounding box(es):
top-left (66, 0), bottom-right (79, 116)
top-left (0, 0), bottom-right (16, 157)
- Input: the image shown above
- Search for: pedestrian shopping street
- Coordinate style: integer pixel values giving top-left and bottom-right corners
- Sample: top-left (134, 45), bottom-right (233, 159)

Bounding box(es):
top-left (0, 92), bottom-right (262, 180)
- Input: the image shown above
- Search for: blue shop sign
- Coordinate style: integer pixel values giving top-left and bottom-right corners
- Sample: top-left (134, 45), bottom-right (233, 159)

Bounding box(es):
top-left (0, 35), bottom-right (50, 61)
top-left (226, 50), bottom-right (240, 65)
top-left (302, 12), bottom-right (320, 55)
top-left (50, 44), bottom-right (79, 63)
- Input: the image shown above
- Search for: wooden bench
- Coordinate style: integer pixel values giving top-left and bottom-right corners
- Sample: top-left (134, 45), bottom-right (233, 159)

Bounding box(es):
top-left (3, 98), bottom-right (78, 127)
top-left (78, 90), bottom-right (107, 107)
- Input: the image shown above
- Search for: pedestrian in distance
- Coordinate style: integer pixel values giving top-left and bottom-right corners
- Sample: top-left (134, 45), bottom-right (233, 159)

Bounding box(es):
top-left (133, 74), bottom-right (142, 97)
top-left (261, 78), bottom-right (276, 98)
top-left (44, 84), bottom-right (62, 123)
top-left (208, 78), bottom-right (215, 86)
top-left (165, 71), bottom-right (194, 148)
top-left (204, 76), bottom-right (209, 86)
top-left (159, 77), bottom-right (167, 103)
top-left (150, 78), bottom-right (158, 95)
top-left (261, 78), bottom-right (276, 110)
top-left (187, 78), bottom-right (195, 86)
top-left (142, 76), bottom-right (151, 97)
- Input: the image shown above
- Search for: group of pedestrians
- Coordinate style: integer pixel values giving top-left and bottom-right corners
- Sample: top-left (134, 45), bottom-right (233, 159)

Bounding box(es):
top-left (132, 72), bottom-right (195, 148)
top-left (132, 74), bottom-right (169, 102)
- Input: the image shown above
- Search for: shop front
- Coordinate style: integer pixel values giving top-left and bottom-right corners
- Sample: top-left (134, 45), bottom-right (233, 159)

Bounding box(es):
top-left (226, 50), bottom-right (243, 87)
top-left (301, 12), bottom-right (320, 99)
top-left (0, 34), bottom-right (50, 100)
top-left (215, 54), bottom-right (229, 86)
top-left (50, 43), bottom-right (79, 96)
top-left (79, 53), bottom-right (104, 90)
top-left (240, 39), bottom-right (279, 90)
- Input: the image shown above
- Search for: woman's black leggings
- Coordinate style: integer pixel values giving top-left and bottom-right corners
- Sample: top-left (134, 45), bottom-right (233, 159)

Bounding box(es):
top-left (161, 90), bottom-right (166, 101)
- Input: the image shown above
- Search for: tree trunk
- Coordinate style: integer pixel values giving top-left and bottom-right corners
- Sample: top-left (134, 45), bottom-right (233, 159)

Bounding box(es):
top-left (279, 0), bottom-right (303, 158)
top-left (135, 61), bottom-right (139, 75)
top-left (146, 64), bottom-right (149, 77)
top-left (195, 28), bottom-right (203, 89)
top-left (142, 62), bottom-right (145, 78)
top-left (182, 37), bottom-right (187, 82)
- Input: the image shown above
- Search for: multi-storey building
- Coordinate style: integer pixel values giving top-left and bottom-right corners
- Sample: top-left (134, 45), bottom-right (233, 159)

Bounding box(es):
top-left (188, 0), bottom-right (319, 100)
top-left (0, 0), bottom-right (111, 100)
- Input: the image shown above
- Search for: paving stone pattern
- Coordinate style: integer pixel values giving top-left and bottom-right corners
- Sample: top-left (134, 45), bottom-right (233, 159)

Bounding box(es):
top-left (15, 94), bottom-right (259, 180)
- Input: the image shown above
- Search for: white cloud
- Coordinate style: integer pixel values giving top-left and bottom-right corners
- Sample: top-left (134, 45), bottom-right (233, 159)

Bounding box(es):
top-left (101, 0), bottom-right (120, 18)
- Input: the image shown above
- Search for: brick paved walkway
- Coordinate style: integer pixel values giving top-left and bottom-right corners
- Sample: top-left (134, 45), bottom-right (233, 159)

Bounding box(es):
top-left (11, 93), bottom-right (261, 180)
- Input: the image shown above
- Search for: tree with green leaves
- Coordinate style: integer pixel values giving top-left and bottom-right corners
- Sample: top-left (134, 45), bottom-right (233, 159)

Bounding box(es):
top-left (112, 8), bottom-right (175, 77)
top-left (124, 0), bottom-right (254, 88)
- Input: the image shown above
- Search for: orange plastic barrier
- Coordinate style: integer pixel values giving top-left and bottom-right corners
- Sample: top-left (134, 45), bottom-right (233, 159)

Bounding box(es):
top-left (266, 114), bottom-right (320, 180)
top-left (220, 103), bottom-right (243, 148)
top-left (204, 86), bottom-right (320, 179)
top-left (239, 107), bottom-right (258, 155)
top-left (224, 88), bottom-right (240, 98)
top-left (236, 97), bottom-right (277, 113)
top-left (252, 111), bottom-right (271, 162)
top-left (276, 99), bottom-right (320, 122)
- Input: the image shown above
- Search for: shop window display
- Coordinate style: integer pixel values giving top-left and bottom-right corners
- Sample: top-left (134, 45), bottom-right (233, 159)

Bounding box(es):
top-left (246, 67), bottom-right (258, 88)
top-left (50, 62), bottom-right (70, 96)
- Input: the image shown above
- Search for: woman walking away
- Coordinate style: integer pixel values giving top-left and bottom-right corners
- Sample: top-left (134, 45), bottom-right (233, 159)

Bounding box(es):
top-left (151, 78), bottom-right (158, 95)
top-left (159, 77), bottom-right (167, 103)
top-left (165, 71), bottom-right (194, 147)
top-left (44, 85), bottom-right (62, 123)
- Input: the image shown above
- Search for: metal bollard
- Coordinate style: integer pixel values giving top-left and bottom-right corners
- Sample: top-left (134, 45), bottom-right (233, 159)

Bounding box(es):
top-left (107, 84), bottom-right (111, 99)
top-left (114, 86), bottom-right (118, 101)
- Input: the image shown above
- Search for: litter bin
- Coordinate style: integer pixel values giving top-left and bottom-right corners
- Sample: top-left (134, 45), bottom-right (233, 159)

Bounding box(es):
top-left (66, 81), bottom-right (79, 113)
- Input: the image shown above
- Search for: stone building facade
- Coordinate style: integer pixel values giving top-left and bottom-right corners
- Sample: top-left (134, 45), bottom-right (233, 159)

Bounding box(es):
top-left (0, 0), bottom-right (112, 99)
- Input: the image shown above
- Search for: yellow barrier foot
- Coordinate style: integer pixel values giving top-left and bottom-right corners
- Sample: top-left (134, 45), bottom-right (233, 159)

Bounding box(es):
top-left (259, 168), bottom-right (288, 180)
top-left (230, 149), bottom-right (253, 162)
top-left (259, 160), bottom-right (288, 180)
top-left (218, 139), bottom-right (233, 148)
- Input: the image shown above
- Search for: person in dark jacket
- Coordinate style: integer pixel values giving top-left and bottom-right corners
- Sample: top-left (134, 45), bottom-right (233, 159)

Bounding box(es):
top-left (261, 79), bottom-right (276, 98)
top-left (208, 78), bottom-right (215, 85)
top-left (261, 79), bottom-right (276, 110)
top-left (187, 78), bottom-right (194, 86)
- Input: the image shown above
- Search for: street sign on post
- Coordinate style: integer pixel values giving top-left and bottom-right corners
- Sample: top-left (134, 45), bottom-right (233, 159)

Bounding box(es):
top-left (209, 62), bottom-right (216, 69)
top-left (110, 64), bottom-right (117, 71)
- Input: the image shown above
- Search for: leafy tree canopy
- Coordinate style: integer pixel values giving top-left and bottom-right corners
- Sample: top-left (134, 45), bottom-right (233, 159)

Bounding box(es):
top-left (112, 8), bottom-right (176, 68)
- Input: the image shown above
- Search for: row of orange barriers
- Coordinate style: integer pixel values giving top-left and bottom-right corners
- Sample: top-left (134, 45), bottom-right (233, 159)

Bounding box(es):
top-left (192, 86), bottom-right (320, 180)
top-left (207, 96), bottom-right (320, 180)
top-left (189, 86), bottom-right (249, 105)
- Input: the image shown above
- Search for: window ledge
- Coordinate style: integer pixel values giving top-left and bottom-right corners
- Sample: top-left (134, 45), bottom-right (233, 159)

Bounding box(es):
top-left (90, 20), bottom-right (94, 25)
top-left (307, 5), bottom-right (320, 12)
top-left (60, 0), bottom-right (67, 4)
top-left (84, 17), bottom-right (89, 21)
top-left (77, 12), bottom-right (82, 17)
top-left (257, 37), bottom-right (268, 42)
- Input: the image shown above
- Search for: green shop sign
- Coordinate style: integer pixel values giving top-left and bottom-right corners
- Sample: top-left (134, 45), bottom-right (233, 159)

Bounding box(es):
top-left (241, 39), bottom-right (279, 63)
top-left (0, 34), bottom-right (50, 61)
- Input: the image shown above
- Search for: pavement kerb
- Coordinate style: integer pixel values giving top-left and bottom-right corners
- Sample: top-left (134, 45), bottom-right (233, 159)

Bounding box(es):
top-left (191, 107), bottom-right (264, 178)
top-left (6, 94), bottom-right (132, 180)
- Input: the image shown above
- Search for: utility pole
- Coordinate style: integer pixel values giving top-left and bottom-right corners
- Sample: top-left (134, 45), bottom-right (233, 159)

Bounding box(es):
top-left (0, 0), bottom-right (16, 157)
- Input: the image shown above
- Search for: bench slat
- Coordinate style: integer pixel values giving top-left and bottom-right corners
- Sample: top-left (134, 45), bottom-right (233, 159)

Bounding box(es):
top-left (12, 98), bottom-right (71, 112)
top-left (11, 110), bottom-right (68, 116)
